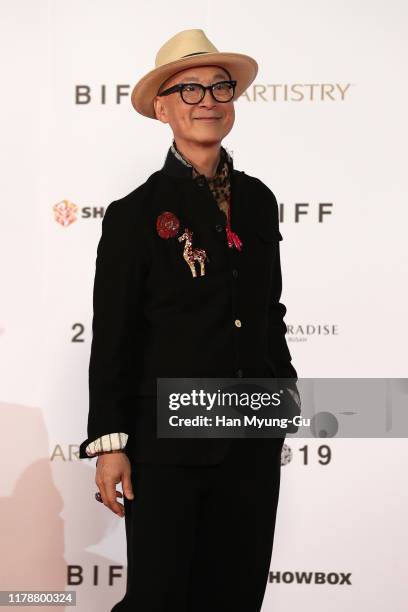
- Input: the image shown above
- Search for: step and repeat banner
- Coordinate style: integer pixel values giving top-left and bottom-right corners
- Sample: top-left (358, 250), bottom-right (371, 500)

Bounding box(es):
top-left (1, 1), bottom-right (407, 610)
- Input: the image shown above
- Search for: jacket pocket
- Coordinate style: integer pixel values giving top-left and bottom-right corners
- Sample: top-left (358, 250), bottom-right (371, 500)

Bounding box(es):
top-left (255, 227), bottom-right (283, 243)
top-left (247, 226), bottom-right (282, 284)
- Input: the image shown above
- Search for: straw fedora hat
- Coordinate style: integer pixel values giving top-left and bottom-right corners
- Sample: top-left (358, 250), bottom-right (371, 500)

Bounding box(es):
top-left (131, 28), bottom-right (258, 119)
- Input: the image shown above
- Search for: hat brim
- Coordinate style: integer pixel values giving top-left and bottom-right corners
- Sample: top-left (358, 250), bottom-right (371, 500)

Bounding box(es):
top-left (131, 52), bottom-right (258, 119)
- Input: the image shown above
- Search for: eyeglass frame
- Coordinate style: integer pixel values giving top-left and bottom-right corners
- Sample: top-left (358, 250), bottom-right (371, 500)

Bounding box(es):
top-left (156, 79), bottom-right (237, 104)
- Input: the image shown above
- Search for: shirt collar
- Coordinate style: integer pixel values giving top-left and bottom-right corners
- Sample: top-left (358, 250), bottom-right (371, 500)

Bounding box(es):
top-left (161, 138), bottom-right (234, 180)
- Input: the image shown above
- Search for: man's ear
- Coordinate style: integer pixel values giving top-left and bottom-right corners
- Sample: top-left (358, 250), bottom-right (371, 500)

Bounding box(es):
top-left (153, 96), bottom-right (168, 123)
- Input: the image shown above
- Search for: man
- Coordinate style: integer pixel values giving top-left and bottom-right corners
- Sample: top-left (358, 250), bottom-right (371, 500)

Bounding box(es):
top-left (79, 29), bottom-right (299, 612)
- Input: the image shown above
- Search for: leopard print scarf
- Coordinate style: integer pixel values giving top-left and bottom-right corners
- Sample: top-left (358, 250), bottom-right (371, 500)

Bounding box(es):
top-left (170, 139), bottom-right (231, 218)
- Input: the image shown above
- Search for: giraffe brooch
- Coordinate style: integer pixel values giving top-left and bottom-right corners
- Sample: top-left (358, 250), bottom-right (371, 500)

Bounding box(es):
top-left (156, 211), bottom-right (208, 278)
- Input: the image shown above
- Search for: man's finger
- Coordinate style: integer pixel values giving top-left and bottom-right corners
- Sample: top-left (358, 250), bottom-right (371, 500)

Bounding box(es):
top-left (96, 485), bottom-right (123, 504)
top-left (97, 480), bottom-right (124, 517)
top-left (104, 479), bottom-right (125, 516)
top-left (122, 471), bottom-right (134, 500)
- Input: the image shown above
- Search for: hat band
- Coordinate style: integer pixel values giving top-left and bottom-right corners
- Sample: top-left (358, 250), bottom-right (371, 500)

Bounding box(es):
top-left (181, 51), bottom-right (210, 58)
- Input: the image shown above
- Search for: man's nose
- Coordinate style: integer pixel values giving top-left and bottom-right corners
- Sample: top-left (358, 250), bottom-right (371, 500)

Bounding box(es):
top-left (200, 87), bottom-right (217, 105)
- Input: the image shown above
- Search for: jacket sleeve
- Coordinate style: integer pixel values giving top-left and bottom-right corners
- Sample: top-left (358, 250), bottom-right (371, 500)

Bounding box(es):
top-left (268, 232), bottom-right (298, 380)
top-left (265, 191), bottom-right (301, 428)
top-left (260, 184), bottom-right (298, 382)
top-left (78, 199), bottom-right (149, 459)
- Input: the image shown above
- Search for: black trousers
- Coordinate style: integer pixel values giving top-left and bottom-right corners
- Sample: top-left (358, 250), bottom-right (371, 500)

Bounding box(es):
top-left (111, 436), bottom-right (285, 612)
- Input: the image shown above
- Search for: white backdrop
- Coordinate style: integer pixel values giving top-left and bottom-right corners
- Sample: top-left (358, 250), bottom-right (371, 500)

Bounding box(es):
top-left (1, 1), bottom-right (407, 610)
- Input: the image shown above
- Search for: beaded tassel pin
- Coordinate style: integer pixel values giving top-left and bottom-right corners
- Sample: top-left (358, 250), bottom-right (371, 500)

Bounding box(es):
top-left (225, 195), bottom-right (243, 251)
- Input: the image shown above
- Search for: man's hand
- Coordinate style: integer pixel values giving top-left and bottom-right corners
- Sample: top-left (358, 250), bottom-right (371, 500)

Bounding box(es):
top-left (95, 451), bottom-right (134, 517)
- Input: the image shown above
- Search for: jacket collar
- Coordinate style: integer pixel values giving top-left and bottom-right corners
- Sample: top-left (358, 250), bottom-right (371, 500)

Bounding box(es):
top-left (161, 139), bottom-right (234, 180)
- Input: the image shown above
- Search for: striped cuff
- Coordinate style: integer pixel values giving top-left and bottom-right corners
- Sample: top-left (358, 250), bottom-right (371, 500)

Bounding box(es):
top-left (85, 432), bottom-right (128, 457)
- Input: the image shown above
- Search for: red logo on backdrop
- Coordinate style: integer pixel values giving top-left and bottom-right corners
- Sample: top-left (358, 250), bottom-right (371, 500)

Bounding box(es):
top-left (53, 200), bottom-right (78, 227)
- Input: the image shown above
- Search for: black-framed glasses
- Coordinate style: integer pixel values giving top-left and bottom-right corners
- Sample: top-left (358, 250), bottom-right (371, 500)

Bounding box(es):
top-left (157, 80), bottom-right (237, 104)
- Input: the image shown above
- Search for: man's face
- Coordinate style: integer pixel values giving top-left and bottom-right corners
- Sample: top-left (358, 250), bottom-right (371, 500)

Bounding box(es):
top-left (153, 64), bottom-right (235, 146)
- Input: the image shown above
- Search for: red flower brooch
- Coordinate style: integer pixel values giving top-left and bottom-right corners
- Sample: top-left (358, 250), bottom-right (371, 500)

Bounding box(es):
top-left (156, 211), bottom-right (180, 239)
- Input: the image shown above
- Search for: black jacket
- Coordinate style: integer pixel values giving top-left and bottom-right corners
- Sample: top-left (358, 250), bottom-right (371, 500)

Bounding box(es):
top-left (78, 146), bottom-right (297, 463)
